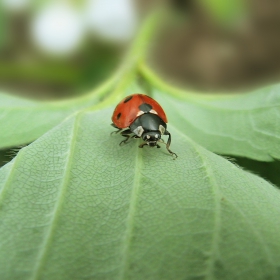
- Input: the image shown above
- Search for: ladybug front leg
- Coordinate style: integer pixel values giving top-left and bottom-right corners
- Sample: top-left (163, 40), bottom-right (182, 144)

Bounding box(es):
top-left (164, 130), bottom-right (178, 159)
top-left (119, 129), bottom-right (133, 146)
top-left (139, 143), bottom-right (148, 148)
top-left (110, 123), bottom-right (123, 135)
top-left (111, 123), bottom-right (119, 128)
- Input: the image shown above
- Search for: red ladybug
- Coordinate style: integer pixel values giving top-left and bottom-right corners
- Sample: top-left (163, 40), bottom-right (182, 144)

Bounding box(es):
top-left (111, 93), bottom-right (177, 158)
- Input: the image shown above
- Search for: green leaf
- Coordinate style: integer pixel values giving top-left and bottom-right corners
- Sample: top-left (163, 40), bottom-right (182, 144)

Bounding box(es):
top-left (152, 85), bottom-right (280, 161)
top-left (0, 7), bottom-right (8, 49)
top-left (233, 157), bottom-right (280, 189)
top-left (1, 108), bottom-right (280, 280)
top-left (199, 0), bottom-right (245, 25)
top-left (0, 79), bottom-right (113, 149)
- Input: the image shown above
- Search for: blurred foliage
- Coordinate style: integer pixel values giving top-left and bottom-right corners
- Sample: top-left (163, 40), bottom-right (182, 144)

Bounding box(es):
top-left (0, 8), bottom-right (8, 49)
top-left (0, 9), bottom-right (122, 99)
top-left (199, 0), bottom-right (245, 25)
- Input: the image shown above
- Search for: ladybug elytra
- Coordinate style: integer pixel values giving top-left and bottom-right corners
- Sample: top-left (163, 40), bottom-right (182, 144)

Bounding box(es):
top-left (111, 94), bottom-right (177, 158)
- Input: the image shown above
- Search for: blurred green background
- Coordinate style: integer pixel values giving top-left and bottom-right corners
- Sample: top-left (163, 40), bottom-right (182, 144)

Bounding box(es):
top-left (1, 0), bottom-right (280, 98)
top-left (0, 0), bottom-right (280, 186)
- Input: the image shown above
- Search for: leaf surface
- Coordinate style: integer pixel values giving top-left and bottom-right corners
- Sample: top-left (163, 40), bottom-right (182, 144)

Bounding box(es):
top-left (154, 85), bottom-right (280, 161)
top-left (0, 107), bottom-right (280, 280)
top-left (0, 80), bottom-right (112, 149)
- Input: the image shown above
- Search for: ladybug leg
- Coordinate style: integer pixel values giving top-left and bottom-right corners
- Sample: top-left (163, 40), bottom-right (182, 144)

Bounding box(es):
top-left (120, 136), bottom-right (131, 146)
top-left (119, 129), bottom-right (133, 146)
top-left (111, 129), bottom-right (122, 136)
top-left (110, 124), bottom-right (123, 135)
top-left (164, 130), bottom-right (178, 159)
top-left (139, 143), bottom-right (148, 148)
top-left (111, 123), bottom-right (118, 128)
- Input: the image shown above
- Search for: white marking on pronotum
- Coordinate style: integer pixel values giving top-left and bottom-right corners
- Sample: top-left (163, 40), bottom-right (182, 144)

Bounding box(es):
top-left (159, 125), bottom-right (165, 135)
top-left (155, 134), bottom-right (159, 138)
top-left (133, 126), bottom-right (144, 137)
top-left (150, 109), bottom-right (157, 114)
top-left (136, 111), bottom-right (144, 117)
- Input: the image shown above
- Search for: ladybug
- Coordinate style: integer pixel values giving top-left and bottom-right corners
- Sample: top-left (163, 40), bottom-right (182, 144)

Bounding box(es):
top-left (111, 93), bottom-right (177, 158)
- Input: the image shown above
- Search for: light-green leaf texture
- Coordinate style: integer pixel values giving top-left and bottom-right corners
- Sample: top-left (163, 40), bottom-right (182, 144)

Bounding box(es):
top-left (0, 78), bottom-right (113, 149)
top-left (149, 82), bottom-right (280, 161)
top-left (1, 108), bottom-right (280, 280)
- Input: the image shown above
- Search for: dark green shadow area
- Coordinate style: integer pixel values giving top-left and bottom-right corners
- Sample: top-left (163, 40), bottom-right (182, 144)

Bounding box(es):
top-left (230, 156), bottom-right (280, 189)
top-left (0, 147), bottom-right (23, 167)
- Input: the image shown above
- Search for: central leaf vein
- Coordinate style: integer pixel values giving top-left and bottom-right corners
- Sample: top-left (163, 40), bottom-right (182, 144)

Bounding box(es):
top-left (31, 114), bottom-right (81, 280)
top-left (169, 124), bottom-right (222, 279)
top-left (119, 142), bottom-right (143, 280)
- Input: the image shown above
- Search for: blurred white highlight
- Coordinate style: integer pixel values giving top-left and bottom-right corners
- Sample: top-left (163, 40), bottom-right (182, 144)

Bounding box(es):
top-left (2, 0), bottom-right (30, 11)
top-left (30, 3), bottom-right (85, 55)
top-left (85, 0), bottom-right (137, 42)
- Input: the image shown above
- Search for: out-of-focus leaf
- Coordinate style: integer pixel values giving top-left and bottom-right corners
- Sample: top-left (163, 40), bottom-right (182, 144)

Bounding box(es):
top-left (0, 8), bottom-right (8, 49)
top-left (154, 84), bottom-right (280, 161)
top-left (0, 79), bottom-right (113, 149)
top-left (0, 107), bottom-right (280, 280)
top-left (199, 0), bottom-right (245, 25)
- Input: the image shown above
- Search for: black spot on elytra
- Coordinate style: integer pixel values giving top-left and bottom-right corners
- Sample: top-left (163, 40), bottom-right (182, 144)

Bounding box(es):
top-left (124, 95), bottom-right (133, 103)
top-left (139, 103), bottom-right (152, 113)
top-left (117, 112), bottom-right (121, 119)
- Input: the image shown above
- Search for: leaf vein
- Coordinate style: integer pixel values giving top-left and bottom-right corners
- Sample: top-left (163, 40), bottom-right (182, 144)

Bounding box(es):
top-left (30, 114), bottom-right (81, 280)
top-left (165, 96), bottom-right (269, 155)
top-left (118, 143), bottom-right (143, 280)
top-left (169, 124), bottom-right (222, 280)
top-left (226, 197), bottom-right (276, 268)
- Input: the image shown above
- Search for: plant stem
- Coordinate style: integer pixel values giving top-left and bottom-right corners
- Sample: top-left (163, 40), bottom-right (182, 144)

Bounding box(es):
top-left (139, 62), bottom-right (240, 100)
top-left (91, 9), bottom-right (163, 110)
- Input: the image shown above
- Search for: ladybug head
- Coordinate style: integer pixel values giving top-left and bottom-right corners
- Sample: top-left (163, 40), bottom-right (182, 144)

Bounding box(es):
top-left (142, 131), bottom-right (161, 147)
